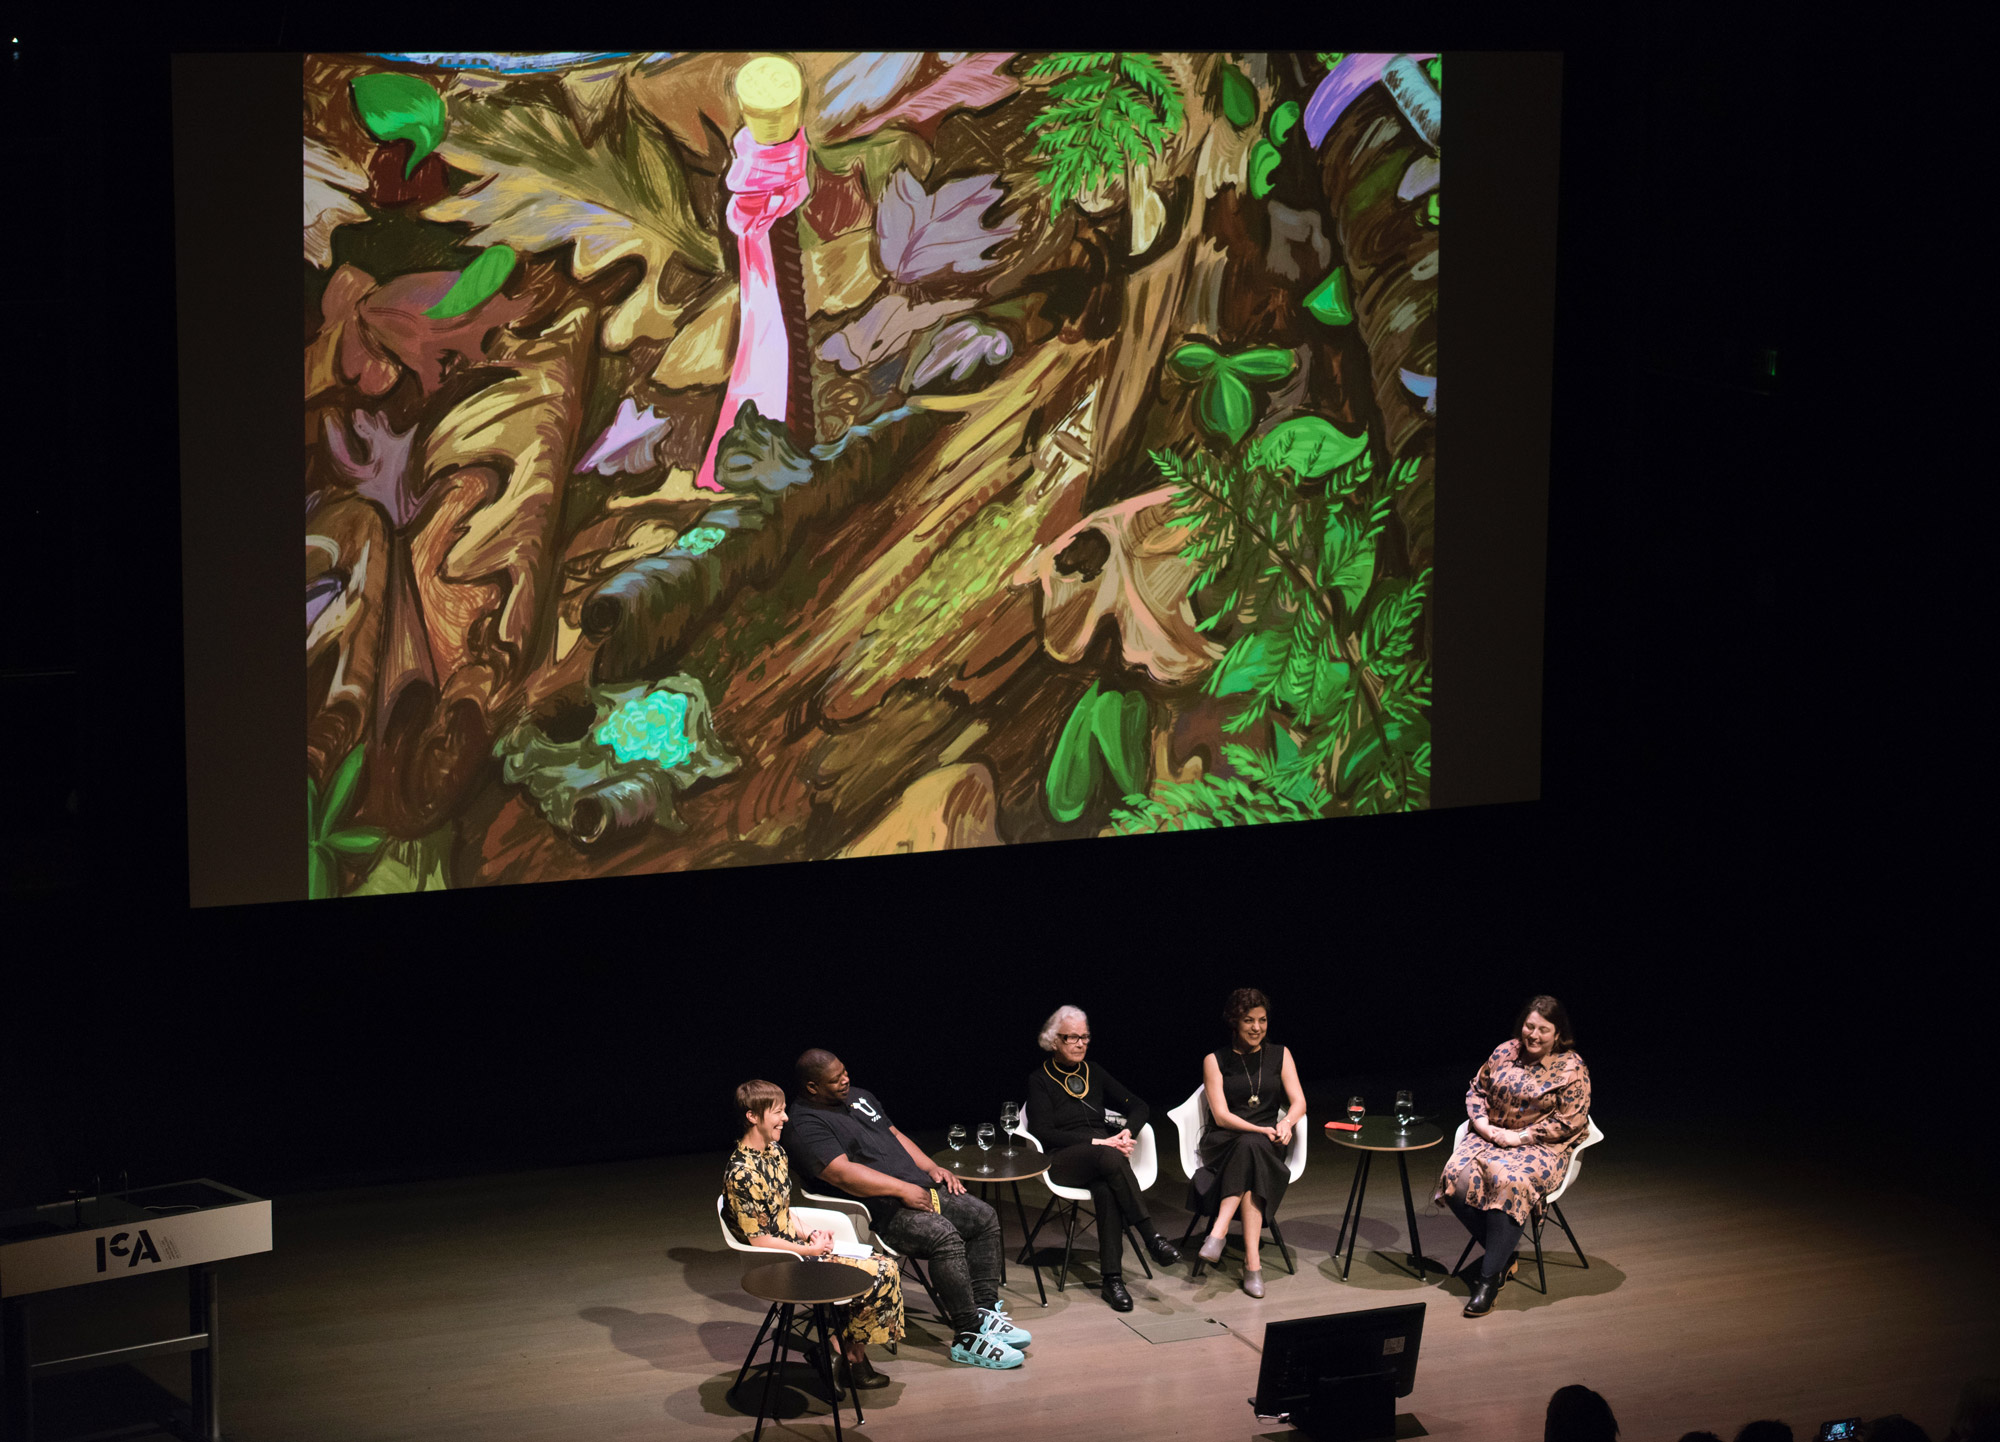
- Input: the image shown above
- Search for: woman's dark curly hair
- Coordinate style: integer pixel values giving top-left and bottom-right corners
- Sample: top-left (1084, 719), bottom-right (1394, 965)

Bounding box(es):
top-left (1223, 988), bottom-right (1272, 1036)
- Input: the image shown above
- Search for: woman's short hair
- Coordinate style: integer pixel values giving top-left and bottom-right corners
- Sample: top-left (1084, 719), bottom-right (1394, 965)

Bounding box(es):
top-left (1038, 1006), bottom-right (1088, 1052)
top-left (1223, 988), bottom-right (1272, 1033)
top-left (1516, 994), bottom-right (1576, 1054)
top-left (734, 1079), bottom-right (785, 1135)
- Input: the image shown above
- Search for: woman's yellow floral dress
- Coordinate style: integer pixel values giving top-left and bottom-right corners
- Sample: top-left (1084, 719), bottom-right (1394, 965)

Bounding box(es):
top-left (1433, 1041), bottom-right (1592, 1227)
top-left (724, 1141), bottom-right (904, 1346)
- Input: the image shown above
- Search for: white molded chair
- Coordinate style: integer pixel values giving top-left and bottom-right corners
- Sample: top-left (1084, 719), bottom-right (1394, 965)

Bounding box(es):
top-left (716, 1193), bottom-right (861, 1256)
top-left (1167, 1086), bottom-right (1308, 1276)
top-left (1445, 1115), bottom-right (1604, 1294)
top-left (797, 1185), bottom-right (948, 1321)
top-left (1006, 1114), bottom-right (1160, 1290)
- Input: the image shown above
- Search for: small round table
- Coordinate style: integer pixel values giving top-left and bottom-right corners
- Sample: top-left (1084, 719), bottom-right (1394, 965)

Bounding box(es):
top-left (932, 1147), bottom-right (1053, 1306)
top-left (733, 1259), bottom-right (873, 1442)
top-left (1326, 1117), bottom-right (1447, 1283)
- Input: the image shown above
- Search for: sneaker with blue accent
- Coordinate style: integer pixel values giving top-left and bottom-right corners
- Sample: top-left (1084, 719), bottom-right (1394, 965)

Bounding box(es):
top-left (950, 1329), bottom-right (1024, 1369)
top-left (977, 1305), bottom-right (1031, 1347)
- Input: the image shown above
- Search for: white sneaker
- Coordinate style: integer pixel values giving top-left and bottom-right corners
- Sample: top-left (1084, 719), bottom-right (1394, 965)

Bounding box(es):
top-left (950, 1330), bottom-right (1024, 1369)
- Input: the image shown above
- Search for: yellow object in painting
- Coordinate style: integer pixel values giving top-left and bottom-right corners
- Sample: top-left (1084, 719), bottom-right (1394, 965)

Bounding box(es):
top-left (736, 56), bottom-right (804, 144)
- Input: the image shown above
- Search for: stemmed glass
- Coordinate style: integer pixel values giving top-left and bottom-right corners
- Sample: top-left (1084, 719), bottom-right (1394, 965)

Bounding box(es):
top-left (1000, 1101), bottom-right (1021, 1148)
top-left (1394, 1090), bottom-right (1414, 1132)
top-left (947, 1124), bottom-right (966, 1154)
top-left (1347, 1095), bottom-right (1366, 1129)
top-left (975, 1123), bottom-right (996, 1174)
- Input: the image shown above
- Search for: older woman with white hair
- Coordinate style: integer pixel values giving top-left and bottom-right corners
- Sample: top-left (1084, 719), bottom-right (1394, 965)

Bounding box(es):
top-left (1024, 1005), bottom-right (1181, 1311)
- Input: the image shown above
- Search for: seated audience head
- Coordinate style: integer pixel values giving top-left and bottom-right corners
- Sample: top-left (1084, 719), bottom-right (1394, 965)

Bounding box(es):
top-left (1545, 1384), bottom-right (1619, 1442)
top-left (1517, 993), bottom-right (1576, 1060)
top-left (1861, 1417), bottom-right (1930, 1442)
top-left (735, 1079), bottom-right (786, 1143)
top-left (1676, 1434), bottom-right (1724, 1442)
top-left (795, 1049), bottom-right (848, 1105)
top-left (1733, 1424), bottom-right (1793, 1442)
top-left (1949, 1378), bottom-right (2000, 1442)
top-left (1039, 1005), bottom-right (1090, 1066)
top-left (1223, 988), bottom-right (1271, 1049)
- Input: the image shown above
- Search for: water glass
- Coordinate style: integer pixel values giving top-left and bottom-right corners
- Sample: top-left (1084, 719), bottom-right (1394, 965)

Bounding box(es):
top-left (947, 1124), bottom-right (966, 1152)
top-left (1347, 1095), bottom-right (1365, 1128)
top-left (1394, 1090), bottom-right (1414, 1131)
top-left (1000, 1101), bottom-right (1020, 1142)
top-left (975, 1123), bottom-right (996, 1173)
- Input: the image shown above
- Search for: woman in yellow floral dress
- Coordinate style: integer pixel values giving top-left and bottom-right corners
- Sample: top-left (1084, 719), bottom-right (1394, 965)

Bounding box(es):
top-left (1433, 995), bottom-right (1593, 1318)
top-left (725, 1079), bottom-right (904, 1388)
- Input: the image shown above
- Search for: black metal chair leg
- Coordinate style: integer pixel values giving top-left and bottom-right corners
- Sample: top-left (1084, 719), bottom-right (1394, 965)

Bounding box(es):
top-left (1549, 1199), bottom-right (1586, 1267)
top-left (1056, 1202), bottom-right (1079, 1291)
top-left (1021, 1194), bottom-right (1060, 1265)
top-left (1270, 1218), bottom-right (1295, 1275)
top-left (1127, 1226), bottom-right (1153, 1280)
top-left (1529, 1215), bottom-right (1548, 1294)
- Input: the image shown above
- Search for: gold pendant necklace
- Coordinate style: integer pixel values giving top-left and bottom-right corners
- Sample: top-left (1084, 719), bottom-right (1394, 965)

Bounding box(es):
top-left (1241, 1047), bottom-right (1265, 1109)
top-left (1045, 1059), bottom-right (1090, 1098)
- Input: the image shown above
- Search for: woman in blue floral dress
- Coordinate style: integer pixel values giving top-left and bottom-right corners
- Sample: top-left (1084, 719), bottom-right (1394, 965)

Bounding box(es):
top-left (1433, 995), bottom-right (1592, 1317)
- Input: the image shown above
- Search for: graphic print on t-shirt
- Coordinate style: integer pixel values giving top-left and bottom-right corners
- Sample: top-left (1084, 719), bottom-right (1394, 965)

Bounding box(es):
top-left (850, 1096), bottom-right (882, 1121)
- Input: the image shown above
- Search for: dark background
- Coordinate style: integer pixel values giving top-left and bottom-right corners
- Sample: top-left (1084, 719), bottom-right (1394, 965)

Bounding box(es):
top-left (5, 15), bottom-right (1970, 1213)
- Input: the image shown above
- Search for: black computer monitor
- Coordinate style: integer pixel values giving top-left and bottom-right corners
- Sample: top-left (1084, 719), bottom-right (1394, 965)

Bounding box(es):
top-left (1252, 1302), bottom-right (1426, 1442)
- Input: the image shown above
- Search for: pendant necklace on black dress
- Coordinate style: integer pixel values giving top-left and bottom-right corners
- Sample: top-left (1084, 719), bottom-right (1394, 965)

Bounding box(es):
top-left (1241, 1048), bottom-right (1264, 1109)
top-left (1046, 1059), bottom-right (1090, 1098)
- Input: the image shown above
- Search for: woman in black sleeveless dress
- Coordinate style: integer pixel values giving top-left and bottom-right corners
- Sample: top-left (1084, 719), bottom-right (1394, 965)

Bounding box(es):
top-left (1196, 988), bottom-right (1306, 1296)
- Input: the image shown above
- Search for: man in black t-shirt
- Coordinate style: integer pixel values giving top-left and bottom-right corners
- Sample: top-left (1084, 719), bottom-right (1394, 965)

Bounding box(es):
top-left (785, 1049), bottom-right (1030, 1370)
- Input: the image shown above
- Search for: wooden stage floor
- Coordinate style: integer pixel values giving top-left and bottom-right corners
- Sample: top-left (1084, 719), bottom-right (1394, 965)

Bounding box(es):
top-left (49, 1115), bottom-right (2000, 1442)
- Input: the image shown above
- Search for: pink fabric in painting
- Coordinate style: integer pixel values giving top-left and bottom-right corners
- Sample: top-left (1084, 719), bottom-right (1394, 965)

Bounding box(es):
top-left (695, 127), bottom-right (811, 492)
top-left (1433, 1040), bottom-right (1591, 1227)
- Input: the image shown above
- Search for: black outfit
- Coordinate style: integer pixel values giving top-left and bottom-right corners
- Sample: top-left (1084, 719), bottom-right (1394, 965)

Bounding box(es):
top-left (1197, 1042), bottom-right (1293, 1215)
top-left (1025, 1057), bottom-right (1157, 1279)
top-left (784, 1087), bottom-right (1003, 1339)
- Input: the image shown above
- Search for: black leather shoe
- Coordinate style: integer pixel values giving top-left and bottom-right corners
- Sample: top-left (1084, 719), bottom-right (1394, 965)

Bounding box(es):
top-left (1144, 1233), bottom-right (1182, 1267)
top-left (837, 1356), bottom-right (892, 1390)
top-left (1463, 1275), bottom-right (1499, 1317)
top-left (1102, 1277), bottom-right (1135, 1312)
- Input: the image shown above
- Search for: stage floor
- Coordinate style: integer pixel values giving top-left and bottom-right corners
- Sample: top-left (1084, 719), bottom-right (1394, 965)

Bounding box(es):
top-left (40, 1114), bottom-right (1999, 1442)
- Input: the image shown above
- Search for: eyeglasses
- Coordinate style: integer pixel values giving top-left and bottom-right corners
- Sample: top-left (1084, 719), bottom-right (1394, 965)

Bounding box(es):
top-left (1056, 1033), bottom-right (1091, 1043)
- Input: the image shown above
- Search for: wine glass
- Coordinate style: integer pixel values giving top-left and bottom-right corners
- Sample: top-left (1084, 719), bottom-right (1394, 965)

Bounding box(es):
top-left (975, 1123), bottom-right (996, 1173)
top-left (1000, 1101), bottom-right (1020, 1149)
top-left (1347, 1095), bottom-right (1366, 1129)
top-left (947, 1124), bottom-right (966, 1153)
top-left (1394, 1090), bottom-right (1414, 1132)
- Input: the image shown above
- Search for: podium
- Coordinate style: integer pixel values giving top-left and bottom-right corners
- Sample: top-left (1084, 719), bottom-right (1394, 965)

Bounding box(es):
top-left (0, 1180), bottom-right (271, 1442)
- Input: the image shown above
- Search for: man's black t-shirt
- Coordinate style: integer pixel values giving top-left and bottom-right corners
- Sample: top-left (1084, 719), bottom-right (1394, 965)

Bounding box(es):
top-left (784, 1087), bottom-right (929, 1225)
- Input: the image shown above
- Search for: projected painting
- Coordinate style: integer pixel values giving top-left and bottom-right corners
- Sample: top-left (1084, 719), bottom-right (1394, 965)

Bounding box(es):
top-left (303, 51), bottom-right (1438, 897)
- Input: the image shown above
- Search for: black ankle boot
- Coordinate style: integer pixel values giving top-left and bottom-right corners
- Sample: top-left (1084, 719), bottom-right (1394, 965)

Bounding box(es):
top-left (1102, 1276), bottom-right (1134, 1311)
top-left (837, 1355), bottom-right (891, 1390)
top-left (1463, 1273), bottom-right (1499, 1316)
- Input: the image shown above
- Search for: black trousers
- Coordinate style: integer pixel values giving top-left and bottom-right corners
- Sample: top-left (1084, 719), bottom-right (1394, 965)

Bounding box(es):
top-left (1048, 1143), bottom-right (1152, 1278)
top-left (1445, 1195), bottom-right (1525, 1280)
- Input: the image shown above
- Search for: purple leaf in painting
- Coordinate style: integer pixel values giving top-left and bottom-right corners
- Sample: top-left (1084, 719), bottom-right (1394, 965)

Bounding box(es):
top-left (907, 318), bottom-right (1013, 389)
top-left (819, 294), bottom-right (979, 372)
top-left (306, 573), bottom-right (345, 631)
top-left (829, 53), bottom-right (1019, 143)
top-left (875, 170), bottom-right (1021, 284)
top-left (325, 409), bottom-right (422, 528)
top-left (1304, 52), bottom-right (1439, 150)
top-left (575, 397), bottom-right (674, 476)
top-left (817, 53), bottom-right (931, 134)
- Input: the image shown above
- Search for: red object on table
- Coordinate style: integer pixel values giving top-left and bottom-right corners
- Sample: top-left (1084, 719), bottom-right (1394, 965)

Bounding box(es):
top-left (1325, 1121), bottom-right (1363, 1131)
